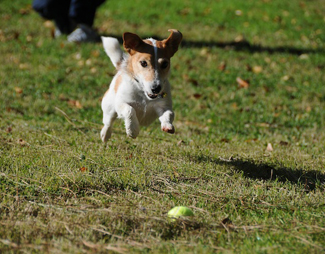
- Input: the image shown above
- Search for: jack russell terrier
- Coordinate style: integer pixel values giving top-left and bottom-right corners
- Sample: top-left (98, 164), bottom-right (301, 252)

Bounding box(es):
top-left (100, 29), bottom-right (182, 142)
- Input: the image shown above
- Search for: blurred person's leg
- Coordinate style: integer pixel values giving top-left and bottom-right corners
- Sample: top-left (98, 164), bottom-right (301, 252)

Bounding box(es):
top-left (67, 0), bottom-right (105, 42)
top-left (68, 0), bottom-right (105, 27)
top-left (32, 0), bottom-right (75, 36)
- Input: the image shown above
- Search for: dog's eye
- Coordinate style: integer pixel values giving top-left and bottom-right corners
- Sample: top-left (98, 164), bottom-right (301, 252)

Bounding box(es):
top-left (160, 61), bottom-right (169, 69)
top-left (140, 61), bottom-right (148, 68)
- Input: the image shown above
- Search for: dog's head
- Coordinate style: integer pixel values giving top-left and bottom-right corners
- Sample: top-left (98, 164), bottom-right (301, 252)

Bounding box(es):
top-left (123, 29), bottom-right (182, 100)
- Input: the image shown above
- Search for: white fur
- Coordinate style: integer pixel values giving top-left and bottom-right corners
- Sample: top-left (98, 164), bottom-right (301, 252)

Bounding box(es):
top-left (100, 36), bottom-right (176, 141)
top-left (101, 37), bottom-right (123, 68)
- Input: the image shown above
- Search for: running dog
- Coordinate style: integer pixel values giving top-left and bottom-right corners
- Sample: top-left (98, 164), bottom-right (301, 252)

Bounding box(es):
top-left (100, 29), bottom-right (182, 142)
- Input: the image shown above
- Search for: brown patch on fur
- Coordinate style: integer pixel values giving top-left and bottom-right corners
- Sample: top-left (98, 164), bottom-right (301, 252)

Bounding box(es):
top-left (129, 52), bottom-right (156, 82)
top-left (114, 74), bottom-right (123, 93)
top-left (155, 40), bottom-right (177, 59)
top-left (123, 30), bottom-right (182, 58)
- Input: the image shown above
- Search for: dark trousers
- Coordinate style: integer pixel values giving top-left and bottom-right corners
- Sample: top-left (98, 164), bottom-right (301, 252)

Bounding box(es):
top-left (33, 0), bottom-right (105, 33)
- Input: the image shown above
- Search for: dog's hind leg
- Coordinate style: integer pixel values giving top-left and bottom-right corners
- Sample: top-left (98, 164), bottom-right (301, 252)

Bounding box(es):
top-left (101, 109), bottom-right (117, 142)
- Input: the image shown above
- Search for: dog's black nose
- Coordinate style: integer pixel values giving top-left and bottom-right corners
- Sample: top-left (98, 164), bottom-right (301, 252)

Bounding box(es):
top-left (151, 84), bottom-right (161, 94)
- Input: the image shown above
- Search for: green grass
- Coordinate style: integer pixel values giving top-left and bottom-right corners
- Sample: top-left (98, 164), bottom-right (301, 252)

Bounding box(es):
top-left (0, 0), bottom-right (325, 253)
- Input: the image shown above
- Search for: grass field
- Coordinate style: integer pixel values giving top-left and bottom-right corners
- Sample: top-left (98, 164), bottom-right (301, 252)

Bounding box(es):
top-left (1, 0), bottom-right (325, 253)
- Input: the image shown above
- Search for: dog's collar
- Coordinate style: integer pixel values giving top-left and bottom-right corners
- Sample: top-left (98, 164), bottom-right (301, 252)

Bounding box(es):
top-left (157, 92), bottom-right (167, 99)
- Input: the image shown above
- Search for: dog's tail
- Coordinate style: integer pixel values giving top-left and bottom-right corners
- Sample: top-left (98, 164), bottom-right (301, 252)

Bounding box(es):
top-left (101, 36), bottom-right (123, 69)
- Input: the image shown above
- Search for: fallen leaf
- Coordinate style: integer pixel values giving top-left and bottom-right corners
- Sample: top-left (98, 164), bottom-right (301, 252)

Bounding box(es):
top-left (173, 171), bottom-right (180, 177)
top-left (14, 87), bottom-right (23, 94)
top-left (256, 123), bottom-right (270, 128)
top-left (234, 34), bottom-right (245, 42)
top-left (252, 66), bottom-right (263, 73)
top-left (26, 35), bottom-right (32, 42)
top-left (19, 63), bottom-right (30, 70)
top-left (78, 60), bottom-right (84, 66)
top-left (231, 103), bottom-right (238, 109)
top-left (221, 217), bottom-right (232, 225)
top-left (79, 167), bottom-right (88, 172)
top-left (245, 138), bottom-right (258, 143)
top-left (189, 78), bottom-right (199, 86)
top-left (177, 140), bottom-right (185, 146)
top-left (200, 48), bottom-right (209, 56)
top-left (85, 59), bottom-right (92, 66)
top-left (218, 62), bottom-right (226, 71)
top-left (266, 143), bottom-right (273, 151)
top-left (68, 100), bottom-right (83, 109)
top-left (246, 64), bottom-right (252, 71)
top-left (282, 75), bottom-right (290, 81)
top-left (193, 93), bottom-right (202, 99)
top-left (279, 141), bottom-right (289, 146)
top-left (75, 53), bottom-right (82, 60)
top-left (299, 54), bottom-right (309, 60)
top-left (44, 20), bottom-right (54, 28)
top-left (19, 6), bottom-right (32, 15)
top-left (91, 50), bottom-right (100, 57)
top-left (17, 139), bottom-right (27, 146)
top-left (183, 74), bottom-right (199, 86)
top-left (36, 40), bottom-right (43, 47)
top-left (179, 7), bottom-right (190, 16)
top-left (59, 94), bottom-right (68, 101)
top-left (236, 77), bottom-right (249, 88)
top-left (126, 154), bottom-right (133, 160)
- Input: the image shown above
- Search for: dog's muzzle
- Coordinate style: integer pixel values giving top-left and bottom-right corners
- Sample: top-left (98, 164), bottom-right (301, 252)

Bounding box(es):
top-left (134, 77), bottom-right (166, 100)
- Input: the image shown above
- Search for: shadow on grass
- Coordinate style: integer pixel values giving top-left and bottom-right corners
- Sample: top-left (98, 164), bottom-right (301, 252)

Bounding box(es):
top-left (193, 155), bottom-right (325, 191)
top-left (181, 39), bottom-right (324, 55)
top-left (101, 33), bottom-right (324, 56)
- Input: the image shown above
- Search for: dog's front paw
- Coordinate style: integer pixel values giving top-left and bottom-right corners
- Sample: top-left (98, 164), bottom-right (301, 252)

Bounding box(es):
top-left (126, 124), bottom-right (140, 139)
top-left (161, 123), bottom-right (175, 134)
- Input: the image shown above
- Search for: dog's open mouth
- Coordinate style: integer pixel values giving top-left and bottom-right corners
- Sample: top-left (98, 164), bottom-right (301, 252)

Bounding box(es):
top-left (147, 93), bottom-right (158, 99)
top-left (147, 92), bottom-right (166, 99)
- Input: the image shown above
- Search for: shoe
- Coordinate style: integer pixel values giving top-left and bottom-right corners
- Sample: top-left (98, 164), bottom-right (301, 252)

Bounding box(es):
top-left (54, 18), bottom-right (77, 38)
top-left (67, 24), bottom-right (99, 43)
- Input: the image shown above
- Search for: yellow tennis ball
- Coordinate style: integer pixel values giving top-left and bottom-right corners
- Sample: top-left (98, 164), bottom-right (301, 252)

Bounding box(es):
top-left (167, 206), bottom-right (194, 219)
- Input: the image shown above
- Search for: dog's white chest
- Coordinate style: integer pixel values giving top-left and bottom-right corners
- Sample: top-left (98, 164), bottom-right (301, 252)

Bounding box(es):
top-left (129, 96), bottom-right (159, 126)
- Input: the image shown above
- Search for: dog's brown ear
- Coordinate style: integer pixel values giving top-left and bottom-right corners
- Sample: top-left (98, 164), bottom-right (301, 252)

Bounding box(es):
top-left (123, 32), bottom-right (145, 55)
top-left (163, 29), bottom-right (182, 57)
